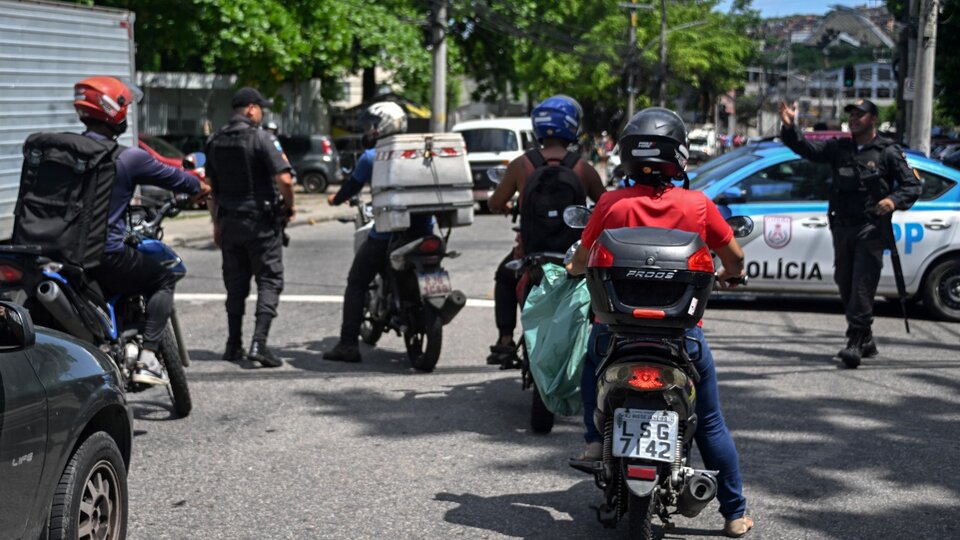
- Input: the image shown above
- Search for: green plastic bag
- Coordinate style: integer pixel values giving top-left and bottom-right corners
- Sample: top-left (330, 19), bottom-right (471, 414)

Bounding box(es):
top-left (521, 262), bottom-right (591, 416)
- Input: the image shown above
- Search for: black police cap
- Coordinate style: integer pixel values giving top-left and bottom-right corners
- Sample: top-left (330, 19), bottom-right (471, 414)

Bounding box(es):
top-left (844, 99), bottom-right (879, 117)
top-left (232, 87), bottom-right (273, 109)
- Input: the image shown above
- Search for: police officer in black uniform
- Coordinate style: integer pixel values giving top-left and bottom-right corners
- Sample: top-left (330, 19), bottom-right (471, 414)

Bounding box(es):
top-left (779, 99), bottom-right (921, 368)
top-left (205, 87), bottom-right (295, 368)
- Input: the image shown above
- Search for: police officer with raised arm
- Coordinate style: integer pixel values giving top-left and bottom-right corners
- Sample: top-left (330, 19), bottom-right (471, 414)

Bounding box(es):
top-left (779, 99), bottom-right (921, 368)
top-left (205, 87), bottom-right (295, 368)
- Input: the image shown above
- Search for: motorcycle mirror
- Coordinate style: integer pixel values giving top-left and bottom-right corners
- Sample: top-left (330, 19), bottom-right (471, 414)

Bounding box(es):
top-left (182, 151), bottom-right (206, 170)
top-left (563, 205), bottom-right (592, 229)
top-left (504, 259), bottom-right (523, 271)
top-left (486, 165), bottom-right (507, 184)
top-left (726, 216), bottom-right (754, 238)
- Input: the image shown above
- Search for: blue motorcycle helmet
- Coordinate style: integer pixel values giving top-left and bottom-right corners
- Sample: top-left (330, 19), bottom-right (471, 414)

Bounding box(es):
top-left (531, 94), bottom-right (582, 143)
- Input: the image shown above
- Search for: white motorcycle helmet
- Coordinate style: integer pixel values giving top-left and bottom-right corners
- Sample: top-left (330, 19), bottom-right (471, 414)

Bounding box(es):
top-left (360, 101), bottom-right (407, 140)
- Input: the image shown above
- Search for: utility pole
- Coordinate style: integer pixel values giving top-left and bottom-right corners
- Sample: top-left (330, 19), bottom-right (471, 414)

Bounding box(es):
top-left (430, 0), bottom-right (447, 133)
top-left (904, 0), bottom-right (919, 144)
top-left (619, 2), bottom-right (654, 120)
top-left (910, 0), bottom-right (939, 156)
top-left (658, 0), bottom-right (667, 107)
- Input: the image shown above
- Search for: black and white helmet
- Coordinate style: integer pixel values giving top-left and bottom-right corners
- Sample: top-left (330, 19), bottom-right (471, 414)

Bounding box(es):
top-left (360, 101), bottom-right (407, 139)
top-left (618, 107), bottom-right (690, 181)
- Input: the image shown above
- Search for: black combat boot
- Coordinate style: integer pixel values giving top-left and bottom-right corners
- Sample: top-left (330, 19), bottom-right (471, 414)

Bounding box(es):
top-left (860, 330), bottom-right (878, 358)
top-left (222, 341), bottom-right (245, 362)
top-left (248, 340), bottom-right (283, 368)
top-left (837, 329), bottom-right (865, 369)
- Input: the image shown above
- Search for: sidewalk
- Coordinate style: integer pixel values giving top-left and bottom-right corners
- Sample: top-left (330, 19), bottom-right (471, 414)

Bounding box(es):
top-left (163, 193), bottom-right (356, 247)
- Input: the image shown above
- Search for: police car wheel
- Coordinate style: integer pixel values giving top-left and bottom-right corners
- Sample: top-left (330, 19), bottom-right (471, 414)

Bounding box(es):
top-left (301, 172), bottom-right (328, 193)
top-left (922, 257), bottom-right (960, 322)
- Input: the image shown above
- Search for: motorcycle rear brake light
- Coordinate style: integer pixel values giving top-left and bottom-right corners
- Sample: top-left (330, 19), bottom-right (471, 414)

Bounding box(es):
top-left (419, 238), bottom-right (442, 253)
top-left (687, 246), bottom-right (715, 273)
top-left (632, 309), bottom-right (666, 319)
top-left (627, 466), bottom-right (657, 480)
top-left (628, 366), bottom-right (665, 390)
top-left (0, 265), bottom-right (23, 283)
top-left (321, 138), bottom-right (332, 155)
top-left (588, 243), bottom-right (614, 268)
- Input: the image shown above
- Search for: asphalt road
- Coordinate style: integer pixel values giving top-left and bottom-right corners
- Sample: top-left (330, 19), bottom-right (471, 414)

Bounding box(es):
top-left (126, 213), bottom-right (960, 540)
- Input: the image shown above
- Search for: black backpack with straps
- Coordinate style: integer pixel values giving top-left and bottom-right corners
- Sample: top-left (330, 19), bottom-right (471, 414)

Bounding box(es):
top-left (12, 132), bottom-right (122, 269)
top-left (520, 149), bottom-right (586, 254)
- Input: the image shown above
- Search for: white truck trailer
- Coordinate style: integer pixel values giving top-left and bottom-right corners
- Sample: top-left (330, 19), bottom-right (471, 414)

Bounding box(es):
top-left (0, 0), bottom-right (136, 239)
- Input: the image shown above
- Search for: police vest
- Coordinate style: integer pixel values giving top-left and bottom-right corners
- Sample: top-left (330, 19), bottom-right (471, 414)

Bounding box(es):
top-left (830, 137), bottom-right (895, 220)
top-left (208, 124), bottom-right (276, 208)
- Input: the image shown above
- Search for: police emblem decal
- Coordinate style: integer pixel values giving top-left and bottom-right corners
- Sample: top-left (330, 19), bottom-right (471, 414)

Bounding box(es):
top-left (763, 216), bottom-right (792, 249)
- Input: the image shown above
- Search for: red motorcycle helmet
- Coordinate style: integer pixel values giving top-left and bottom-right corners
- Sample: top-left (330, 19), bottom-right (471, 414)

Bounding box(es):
top-left (73, 76), bottom-right (141, 134)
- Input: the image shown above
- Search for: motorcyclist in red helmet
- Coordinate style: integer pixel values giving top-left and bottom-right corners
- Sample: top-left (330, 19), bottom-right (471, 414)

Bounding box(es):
top-left (74, 76), bottom-right (210, 385)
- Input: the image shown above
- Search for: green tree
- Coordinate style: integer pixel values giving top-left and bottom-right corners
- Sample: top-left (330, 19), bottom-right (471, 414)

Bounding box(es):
top-left (89, 0), bottom-right (436, 103)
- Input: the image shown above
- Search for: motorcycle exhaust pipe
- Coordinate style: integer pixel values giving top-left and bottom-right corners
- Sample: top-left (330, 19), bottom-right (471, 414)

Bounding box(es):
top-left (677, 471), bottom-right (718, 518)
top-left (36, 280), bottom-right (95, 342)
top-left (436, 290), bottom-right (466, 325)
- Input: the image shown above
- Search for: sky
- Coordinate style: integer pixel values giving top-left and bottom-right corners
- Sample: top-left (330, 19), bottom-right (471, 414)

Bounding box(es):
top-left (716, 0), bottom-right (883, 18)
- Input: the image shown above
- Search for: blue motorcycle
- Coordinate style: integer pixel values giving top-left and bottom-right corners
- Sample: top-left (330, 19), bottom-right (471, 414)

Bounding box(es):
top-left (0, 196), bottom-right (193, 417)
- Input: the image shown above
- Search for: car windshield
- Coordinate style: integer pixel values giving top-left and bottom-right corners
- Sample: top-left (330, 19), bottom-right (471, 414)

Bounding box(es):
top-left (689, 137), bottom-right (708, 146)
top-left (689, 154), bottom-right (762, 191)
top-left (458, 128), bottom-right (519, 153)
top-left (142, 135), bottom-right (184, 159)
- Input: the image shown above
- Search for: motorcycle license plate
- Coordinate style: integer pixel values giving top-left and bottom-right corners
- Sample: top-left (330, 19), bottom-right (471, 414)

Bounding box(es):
top-left (612, 409), bottom-right (679, 463)
top-left (417, 271), bottom-right (452, 297)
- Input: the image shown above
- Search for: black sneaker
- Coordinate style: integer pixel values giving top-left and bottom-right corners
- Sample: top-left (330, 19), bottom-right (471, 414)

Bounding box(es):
top-left (323, 343), bottom-right (361, 363)
top-left (222, 341), bottom-right (245, 362)
top-left (248, 341), bottom-right (282, 368)
top-left (486, 341), bottom-right (517, 366)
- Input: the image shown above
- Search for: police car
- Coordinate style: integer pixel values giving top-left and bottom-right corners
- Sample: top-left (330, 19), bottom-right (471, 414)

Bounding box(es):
top-left (690, 142), bottom-right (960, 322)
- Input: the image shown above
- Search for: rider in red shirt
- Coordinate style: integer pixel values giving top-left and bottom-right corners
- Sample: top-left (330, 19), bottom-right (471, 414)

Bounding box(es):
top-left (567, 108), bottom-right (753, 538)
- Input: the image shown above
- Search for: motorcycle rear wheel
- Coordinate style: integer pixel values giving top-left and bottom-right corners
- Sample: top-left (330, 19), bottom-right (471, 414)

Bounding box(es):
top-left (404, 309), bottom-right (442, 372)
top-left (627, 492), bottom-right (654, 540)
top-left (160, 324), bottom-right (192, 417)
top-left (522, 342), bottom-right (555, 434)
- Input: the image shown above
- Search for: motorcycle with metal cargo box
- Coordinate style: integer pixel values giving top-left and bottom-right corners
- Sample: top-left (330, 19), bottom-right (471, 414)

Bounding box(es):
top-left (562, 203), bottom-right (752, 538)
top-left (0, 190), bottom-right (196, 417)
top-left (336, 196), bottom-right (467, 372)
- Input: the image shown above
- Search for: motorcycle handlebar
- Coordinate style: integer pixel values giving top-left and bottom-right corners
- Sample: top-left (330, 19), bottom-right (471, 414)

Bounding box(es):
top-left (715, 274), bottom-right (748, 288)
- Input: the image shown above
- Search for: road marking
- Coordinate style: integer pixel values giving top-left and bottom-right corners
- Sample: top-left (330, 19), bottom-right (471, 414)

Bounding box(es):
top-left (177, 292), bottom-right (496, 308)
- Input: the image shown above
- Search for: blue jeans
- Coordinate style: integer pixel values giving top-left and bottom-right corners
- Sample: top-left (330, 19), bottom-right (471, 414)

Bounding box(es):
top-left (580, 323), bottom-right (748, 520)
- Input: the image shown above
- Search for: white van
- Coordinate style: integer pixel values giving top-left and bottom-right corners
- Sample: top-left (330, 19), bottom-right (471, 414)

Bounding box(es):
top-left (687, 125), bottom-right (718, 164)
top-left (451, 117), bottom-right (537, 211)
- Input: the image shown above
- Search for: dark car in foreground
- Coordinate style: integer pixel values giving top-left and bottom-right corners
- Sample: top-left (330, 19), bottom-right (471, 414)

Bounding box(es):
top-left (277, 134), bottom-right (342, 193)
top-left (0, 301), bottom-right (132, 539)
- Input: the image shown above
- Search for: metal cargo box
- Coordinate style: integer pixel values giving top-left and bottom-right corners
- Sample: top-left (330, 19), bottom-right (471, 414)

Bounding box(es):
top-left (371, 133), bottom-right (474, 232)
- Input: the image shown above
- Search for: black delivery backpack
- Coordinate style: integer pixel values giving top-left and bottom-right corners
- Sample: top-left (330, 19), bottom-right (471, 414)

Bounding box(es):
top-left (12, 132), bottom-right (121, 270)
top-left (520, 149), bottom-right (586, 255)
